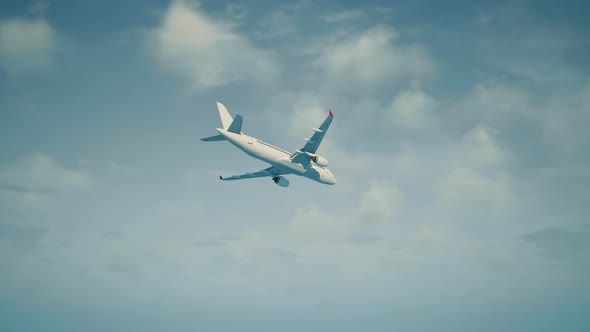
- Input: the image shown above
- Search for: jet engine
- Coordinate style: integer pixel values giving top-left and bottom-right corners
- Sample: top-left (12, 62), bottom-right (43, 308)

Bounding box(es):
top-left (311, 155), bottom-right (329, 167)
top-left (272, 176), bottom-right (290, 187)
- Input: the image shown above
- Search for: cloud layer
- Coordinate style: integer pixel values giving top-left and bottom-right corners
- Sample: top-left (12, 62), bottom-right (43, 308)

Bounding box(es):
top-left (0, 18), bottom-right (56, 76)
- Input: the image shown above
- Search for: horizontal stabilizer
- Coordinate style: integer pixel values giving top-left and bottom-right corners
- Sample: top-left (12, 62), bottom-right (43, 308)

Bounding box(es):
top-left (227, 114), bottom-right (243, 134)
top-left (201, 134), bottom-right (226, 142)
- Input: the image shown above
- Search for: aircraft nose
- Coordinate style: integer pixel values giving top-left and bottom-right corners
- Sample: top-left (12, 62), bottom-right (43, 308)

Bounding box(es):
top-left (327, 172), bottom-right (336, 185)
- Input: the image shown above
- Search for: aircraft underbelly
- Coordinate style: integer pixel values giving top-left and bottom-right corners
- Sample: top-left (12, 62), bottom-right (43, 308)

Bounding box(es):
top-left (230, 136), bottom-right (309, 176)
top-left (275, 159), bottom-right (306, 175)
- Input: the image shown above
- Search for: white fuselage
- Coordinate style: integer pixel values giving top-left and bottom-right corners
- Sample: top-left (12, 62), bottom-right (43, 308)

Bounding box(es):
top-left (217, 129), bottom-right (336, 185)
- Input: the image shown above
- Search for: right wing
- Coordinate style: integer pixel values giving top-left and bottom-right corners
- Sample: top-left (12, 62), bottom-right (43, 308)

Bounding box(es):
top-left (220, 166), bottom-right (289, 181)
top-left (291, 110), bottom-right (334, 166)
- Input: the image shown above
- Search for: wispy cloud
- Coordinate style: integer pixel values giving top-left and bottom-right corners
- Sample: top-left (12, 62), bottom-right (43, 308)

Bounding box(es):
top-left (0, 154), bottom-right (92, 210)
top-left (322, 9), bottom-right (364, 23)
top-left (148, 0), bottom-right (279, 91)
top-left (388, 85), bottom-right (437, 130)
top-left (521, 227), bottom-right (590, 260)
top-left (255, 7), bottom-right (298, 39)
top-left (0, 224), bottom-right (46, 256)
top-left (359, 182), bottom-right (405, 223)
top-left (0, 17), bottom-right (57, 76)
top-left (306, 25), bottom-right (434, 95)
top-left (0, 153), bottom-right (91, 194)
top-left (435, 126), bottom-right (515, 219)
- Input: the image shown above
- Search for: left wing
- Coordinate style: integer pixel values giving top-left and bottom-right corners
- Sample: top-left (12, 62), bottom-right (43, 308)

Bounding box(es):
top-left (220, 166), bottom-right (289, 181)
top-left (291, 110), bottom-right (334, 165)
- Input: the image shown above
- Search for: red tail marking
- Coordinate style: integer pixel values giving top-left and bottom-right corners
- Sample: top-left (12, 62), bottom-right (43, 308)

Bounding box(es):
top-left (329, 110), bottom-right (333, 117)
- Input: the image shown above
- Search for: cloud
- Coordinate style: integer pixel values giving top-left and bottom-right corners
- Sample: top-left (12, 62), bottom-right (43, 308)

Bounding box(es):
top-left (0, 224), bottom-right (46, 256)
top-left (435, 126), bottom-right (514, 218)
top-left (289, 205), bottom-right (350, 236)
top-left (348, 234), bottom-right (381, 244)
top-left (359, 182), bottom-right (405, 223)
top-left (322, 9), bottom-right (364, 23)
top-left (0, 154), bottom-right (91, 193)
top-left (542, 80), bottom-right (590, 151)
top-left (268, 90), bottom-right (329, 139)
top-left (256, 8), bottom-right (298, 39)
top-left (0, 154), bottom-right (92, 210)
top-left (390, 143), bottom-right (421, 175)
top-left (104, 245), bottom-right (143, 279)
top-left (149, 0), bottom-right (279, 91)
top-left (436, 167), bottom-right (513, 219)
top-left (521, 227), bottom-right (590, 260)
top-left (0, 224), bottom-right (49, 300)
top-left (447, 83), bottom-right (534, 137)
top-left (28, 1), bottom-right (50, 16)
top-left (308, 25), bottom-right (434, 94)
top-left (388, 85), bottom-right (436, 130)
top-left (475, 3), bottom-right (584, 85)
top-left (459, 125), bottom-right (509, 169)
top-left (0, 17), bottom-right (56, 76)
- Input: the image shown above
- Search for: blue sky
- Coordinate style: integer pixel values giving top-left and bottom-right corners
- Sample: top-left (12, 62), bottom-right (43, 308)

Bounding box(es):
top-left (1, 0), bottom-right (589, 331)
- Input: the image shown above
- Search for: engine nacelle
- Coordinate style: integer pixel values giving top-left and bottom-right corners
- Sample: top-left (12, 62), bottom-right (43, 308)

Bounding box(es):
top-left (311, 155), bottom-right (329, 167)
top-left (272, 176), bottom-right (290, 187)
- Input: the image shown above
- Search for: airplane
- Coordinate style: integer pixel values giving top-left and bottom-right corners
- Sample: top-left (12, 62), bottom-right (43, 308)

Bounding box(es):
top-left (201, 102), bottom-right (336, 187)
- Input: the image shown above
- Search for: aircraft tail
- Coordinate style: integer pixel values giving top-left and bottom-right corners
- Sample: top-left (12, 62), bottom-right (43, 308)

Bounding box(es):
top-left (201, 102), bottom-right (242, 142)
top-left (217, 102), bottom-right (233, 130)
top-left (227, 114), bottom-right (242, 134)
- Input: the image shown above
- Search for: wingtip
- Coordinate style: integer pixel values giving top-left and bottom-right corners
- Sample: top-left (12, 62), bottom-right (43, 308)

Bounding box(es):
top-left (219, 175), bottom-right (223, 180)
top-left (329, 110), bottom-right (333, 117)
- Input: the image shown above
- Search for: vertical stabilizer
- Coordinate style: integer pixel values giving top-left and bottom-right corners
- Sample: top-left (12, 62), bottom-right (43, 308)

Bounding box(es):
top-left (217, 102), bottom-right (233, 129)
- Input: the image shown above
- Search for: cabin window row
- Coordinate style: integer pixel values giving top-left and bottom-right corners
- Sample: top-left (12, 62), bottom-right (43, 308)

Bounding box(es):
top-left (256, 140), bottom-right (289, 155)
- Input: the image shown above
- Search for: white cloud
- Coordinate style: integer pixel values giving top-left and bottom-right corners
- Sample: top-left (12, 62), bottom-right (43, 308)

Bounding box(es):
top-left (389, 86), bottom-right (436, 130)
top-left (541, 80), bottom-right (590, 150)
top-left (459, 125), bottom-right (508, 169)
top-left (0, 154), bottom-right (91, 193)
top-left (149, 0), bottom-right (279, 91)
top-left (390, 143), bottom-right (421, 175)
top-left (322, 9), bottom-right (364, 23)
top-left (104, 245), bottom-right (143, 280)
top-left (432, 123), bottom-right (516, 220)
top-left (28, 2), bottom-right (50, 16)
top-left (583, 81), bottom-right (590, 107)
top-left (476, 8), bottom-right (582, 85)
top-left (308, 25), bottom-right (434, 94)
top-left (359, 182), bottom-right (405, 223)
top-left (223, 3), bottom-right (247, 22)
top-left (0, 154), bottom-right (92, 210)
top-left (436, 167), bottom-right (513, 218)
top-left (0, 18), bottom-right (56, 76)
top-left (466, 84), bottom-right (530, 114)
top-left (271, 90), bottom-right (328, 139)
top-left (459, 83), bottom-right (531, 127)
top-left (435, 126), bottom-right (514, 219)
top-left (289, 205), bottom-right (350, 236)
top-left (256, 8), bottom-right (298, 39)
